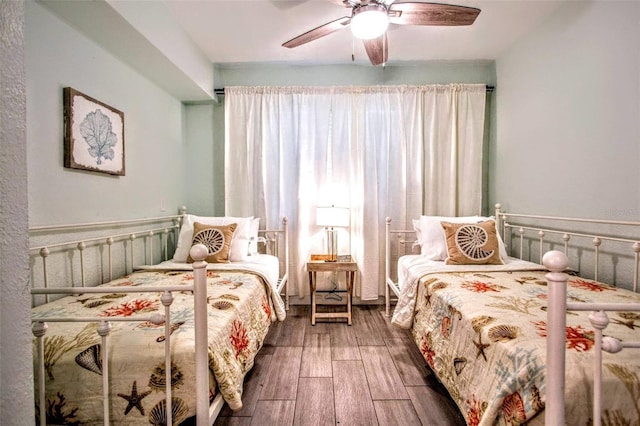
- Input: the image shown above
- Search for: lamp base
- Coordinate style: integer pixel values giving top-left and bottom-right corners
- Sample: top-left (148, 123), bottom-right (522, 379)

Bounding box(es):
top-left (325, 228), bottom-right (338, 262)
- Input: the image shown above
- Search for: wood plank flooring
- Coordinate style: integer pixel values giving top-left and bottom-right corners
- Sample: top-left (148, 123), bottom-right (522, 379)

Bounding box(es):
top-left (213, 305), bottom-right (465, 426)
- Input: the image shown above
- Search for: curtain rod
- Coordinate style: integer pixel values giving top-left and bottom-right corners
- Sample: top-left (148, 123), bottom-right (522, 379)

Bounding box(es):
top-left (214, 85), bottom-right (495, 96)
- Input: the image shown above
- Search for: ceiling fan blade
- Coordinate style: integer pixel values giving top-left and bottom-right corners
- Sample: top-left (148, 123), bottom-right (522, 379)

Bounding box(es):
top-left (282, 16), bottom-right (351, 48)
top-left (363, 33), bottom-right (388, 66)
top-left (388, 2), bottom-right (480, 26)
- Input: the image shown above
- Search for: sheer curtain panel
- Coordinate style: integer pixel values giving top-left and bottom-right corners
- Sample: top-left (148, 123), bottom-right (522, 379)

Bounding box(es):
top-left (225, 85), bottom-right (486, 300)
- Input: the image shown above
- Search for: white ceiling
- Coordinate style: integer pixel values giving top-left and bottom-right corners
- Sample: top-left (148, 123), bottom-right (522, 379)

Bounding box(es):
top-left (164, 0), bottom-right (564, 65)
top-left (39, 0), bottom-right (566, 101)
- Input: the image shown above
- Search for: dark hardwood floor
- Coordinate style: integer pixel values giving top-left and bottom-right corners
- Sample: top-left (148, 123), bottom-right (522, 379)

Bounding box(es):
top-left (213, 304), bottom-right (465, 425)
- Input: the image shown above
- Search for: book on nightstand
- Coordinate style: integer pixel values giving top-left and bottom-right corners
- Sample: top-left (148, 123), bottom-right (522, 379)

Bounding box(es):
top-left (310, 254), bottom-right (352, 262)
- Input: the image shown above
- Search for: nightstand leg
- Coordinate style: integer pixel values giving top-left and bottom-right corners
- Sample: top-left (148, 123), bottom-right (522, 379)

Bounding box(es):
top-left (309, 271), bottom-right (316, 325)
top-left (347, 271), bottom-right (353, 326)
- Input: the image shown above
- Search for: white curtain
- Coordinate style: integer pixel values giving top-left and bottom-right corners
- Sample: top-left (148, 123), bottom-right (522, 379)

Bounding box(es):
top-left (225, 84), bottom-right (486, 300)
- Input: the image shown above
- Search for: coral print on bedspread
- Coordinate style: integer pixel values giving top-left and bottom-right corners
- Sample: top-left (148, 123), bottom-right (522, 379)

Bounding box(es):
top-left (410, 270), bottom-right (640, 426)
top-left (32, 269), bottom-right (285, 425)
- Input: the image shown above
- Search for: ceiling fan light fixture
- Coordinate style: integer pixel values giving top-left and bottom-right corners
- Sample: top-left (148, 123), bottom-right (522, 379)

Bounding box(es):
top-left (350, 4), bottom-right (389, 40)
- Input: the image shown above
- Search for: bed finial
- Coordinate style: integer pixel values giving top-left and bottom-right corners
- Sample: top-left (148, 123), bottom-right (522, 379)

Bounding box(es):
top-left (189, 243), bottom-right (208, 263)
top-left (542, 250), bottom-right (568, 272)
top-left (494, 203), bottom-right (502, 220)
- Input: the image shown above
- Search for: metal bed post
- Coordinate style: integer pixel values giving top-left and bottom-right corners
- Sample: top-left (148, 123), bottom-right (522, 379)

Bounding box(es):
top-left (163, 228), bottom-right (169, 261)
top-left (543, 250), bottom-right (569, 425)
top-left (593, 237), bottom-right (601, 282)
top-left (494, 203), bottom-right (503, 237)
top-left (148, 230), bottom-right (155, 266)
top-left (588, 310), bottom-right (609, 426)
top-left (96, 320), bottom-right (112, 424)
top-left (32, 321), bottom-right (48, 426)
top-left (517, 227), bottom-right (524, 259)
top-left (562, 233), bottom-right (570, 255)
top-left (39, 248), bottom-right (50, 304)
top-left (129, 234), bottom-right (136, 274)
top-left (283, 217), bottom-right (290, 310)
top-left (537, 230), bottom-right (545, 264)
top-left (160, 290), bottom-right (175, 426)
top-left (385, 217), bottom-right (392, 317)
top-left (78, 241), bottom-right (86, 287)
top-left (106, 237), bottom-right (113, 283)
top-left (190, 244), bottom-right (209, 425)
top-left (634, 242), bottom-right (640, 292)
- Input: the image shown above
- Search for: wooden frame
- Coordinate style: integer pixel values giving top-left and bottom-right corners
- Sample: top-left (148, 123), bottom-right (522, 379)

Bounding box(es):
top-left (63, 87), bottom-right (125, 176)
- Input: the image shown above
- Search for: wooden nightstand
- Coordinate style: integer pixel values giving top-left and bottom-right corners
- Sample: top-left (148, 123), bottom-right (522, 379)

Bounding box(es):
top-left (307, 255), bottom-right (357, 325)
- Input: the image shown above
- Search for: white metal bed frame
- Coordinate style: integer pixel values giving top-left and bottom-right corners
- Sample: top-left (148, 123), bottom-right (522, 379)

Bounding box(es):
top-left (384, 204), bottom-right (640, 425)
top-left (30, 211), bottom-right (290, 426)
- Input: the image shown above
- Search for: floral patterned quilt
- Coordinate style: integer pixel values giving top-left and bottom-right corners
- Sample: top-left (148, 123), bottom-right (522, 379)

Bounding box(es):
top-left (406, 268), bottom-right (640, 425)
top-left (32, 268), bottom-right (285, 425)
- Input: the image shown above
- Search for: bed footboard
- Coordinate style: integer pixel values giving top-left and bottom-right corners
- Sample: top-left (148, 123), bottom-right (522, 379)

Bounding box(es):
top-left (544, 250), bottom-right (640, 426)
top-left (32, 244), bottom-right (212, 426)
top-left (384, 217), bottom-right (416, 317)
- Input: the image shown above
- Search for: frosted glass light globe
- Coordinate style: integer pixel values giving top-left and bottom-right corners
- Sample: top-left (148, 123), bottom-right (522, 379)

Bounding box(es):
top-left (351, 5), bottom-right (389, 40)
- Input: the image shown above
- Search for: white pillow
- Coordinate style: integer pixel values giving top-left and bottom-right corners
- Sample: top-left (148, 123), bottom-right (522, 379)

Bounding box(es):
top-left (173, 214), bottom-right (253, 262)
top-left (248, 217), bottom-right (260, 255)
top-left (414, 215), bottom-right (508, 261)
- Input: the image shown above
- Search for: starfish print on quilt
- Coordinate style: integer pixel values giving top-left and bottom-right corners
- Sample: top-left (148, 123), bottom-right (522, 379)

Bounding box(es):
top-left (118, 380), bottom-right (152, 415)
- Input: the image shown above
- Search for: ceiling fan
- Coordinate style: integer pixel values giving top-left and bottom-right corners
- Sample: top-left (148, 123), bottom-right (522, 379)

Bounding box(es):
top-left (282, 1), bottom-right (480, 66)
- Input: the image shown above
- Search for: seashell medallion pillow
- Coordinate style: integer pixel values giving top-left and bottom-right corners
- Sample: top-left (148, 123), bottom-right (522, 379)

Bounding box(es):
top-left (441, 220), bottom-right (504, 265)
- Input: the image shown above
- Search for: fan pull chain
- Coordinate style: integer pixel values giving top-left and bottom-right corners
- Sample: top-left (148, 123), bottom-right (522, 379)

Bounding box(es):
top-left (382, 34), bottom-right (386, 68)
top-left (351, 35), bottom-right (355, 62)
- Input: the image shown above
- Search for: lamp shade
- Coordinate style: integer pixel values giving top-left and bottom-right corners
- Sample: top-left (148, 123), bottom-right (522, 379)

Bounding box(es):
top-left (316, 206), bottom-right (350, 228)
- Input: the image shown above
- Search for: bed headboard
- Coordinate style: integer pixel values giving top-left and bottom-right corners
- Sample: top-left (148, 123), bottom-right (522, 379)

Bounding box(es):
top-left (29, 209), bottom-right (291, 307)
top-left (256, 217), bottom-right (290, 309)
top-left (495, 204), bottom-right (640, 291)
top-left (29, 211), bottom-right (184, 306)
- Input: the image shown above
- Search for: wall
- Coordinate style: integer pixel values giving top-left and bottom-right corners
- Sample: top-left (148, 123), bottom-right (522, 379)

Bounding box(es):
top-left (492, 0), bottom-right (640, 286)
top-left (216, 61), bottom-right (496, 88)
top-left (492, 0), bottom-right (639, 219)
top-left (26, 1), bottom-right (187, 226)
top-left (2, 3), bottom-right (194, 420)
top-left (0, 1), bottom-right (33, 424)
top-left (183, 103), bottom-right (223, 216)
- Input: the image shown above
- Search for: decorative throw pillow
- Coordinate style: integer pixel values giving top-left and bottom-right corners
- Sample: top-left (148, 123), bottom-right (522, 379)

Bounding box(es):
top-left (414, 215), bottom-right (486, 260)
top-left (187, 222), bottom-right (237, 263)
top-left (173, 214), bottom-right (253, 262)
top-left (441, 220), bottom-right (504, 265)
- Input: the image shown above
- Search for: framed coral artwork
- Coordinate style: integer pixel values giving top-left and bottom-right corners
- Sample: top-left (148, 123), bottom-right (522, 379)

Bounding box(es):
top-left (63, 87), bottom-right (125, 176)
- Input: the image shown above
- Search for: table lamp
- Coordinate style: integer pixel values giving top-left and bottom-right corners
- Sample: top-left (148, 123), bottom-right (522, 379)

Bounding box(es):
top-left (316, 206), bottom-right (349, 262)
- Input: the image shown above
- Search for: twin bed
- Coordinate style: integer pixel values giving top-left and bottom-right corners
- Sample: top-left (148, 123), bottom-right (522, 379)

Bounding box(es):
top-left (385, 206), bottom-right (640, 425)
top-left (32, 204), bottom-right (640, 425)
top-left (30, 211), bottom-right (289, 425)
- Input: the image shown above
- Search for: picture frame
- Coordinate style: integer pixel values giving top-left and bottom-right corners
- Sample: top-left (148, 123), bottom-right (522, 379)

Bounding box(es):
top-left (63, 87), bottom-right (125, 176)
